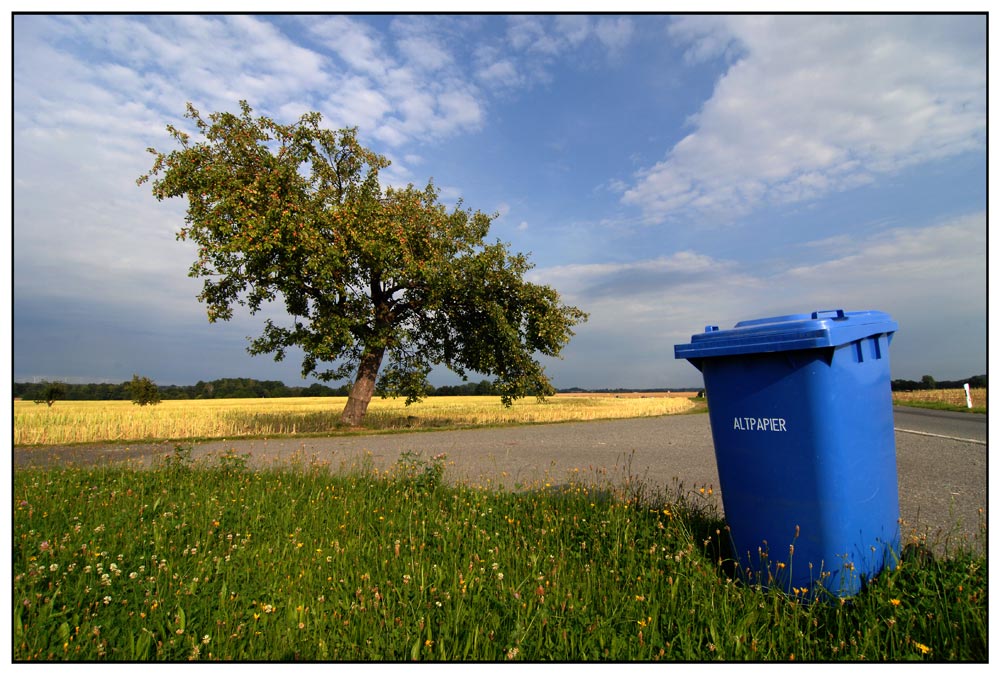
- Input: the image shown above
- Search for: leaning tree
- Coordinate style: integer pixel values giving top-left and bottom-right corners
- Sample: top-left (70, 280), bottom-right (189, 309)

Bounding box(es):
top-left (139, 102), bottom-right (586, 425)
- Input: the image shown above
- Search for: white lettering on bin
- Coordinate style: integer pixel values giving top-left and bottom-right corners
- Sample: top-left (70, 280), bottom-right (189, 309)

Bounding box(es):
top-left (733, 417), bottom-right (787, 432)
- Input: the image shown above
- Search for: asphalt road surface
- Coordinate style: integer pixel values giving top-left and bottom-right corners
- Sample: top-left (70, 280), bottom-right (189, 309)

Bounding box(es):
top-left (14, 407), bottom-right (987, 549)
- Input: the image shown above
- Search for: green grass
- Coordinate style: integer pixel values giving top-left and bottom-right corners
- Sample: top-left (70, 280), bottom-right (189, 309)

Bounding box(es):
top-left (13, 448), bottom-right (987, 662)
top-left (894, 400), bottom-right (987, 415)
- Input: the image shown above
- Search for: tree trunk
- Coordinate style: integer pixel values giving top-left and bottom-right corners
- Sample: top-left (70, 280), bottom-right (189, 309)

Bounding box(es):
top-left (340, 346), bottom-right (386, 426)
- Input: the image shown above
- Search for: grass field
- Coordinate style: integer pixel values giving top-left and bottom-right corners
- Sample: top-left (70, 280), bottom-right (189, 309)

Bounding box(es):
top-left (892, 388), bottom-right (986, 414)
top-left (13, 392), bottom-right (987, 661)
top-left (13, 450), bottom-right (987, 662)
top-left (13, 394), bottom-right (698, 447)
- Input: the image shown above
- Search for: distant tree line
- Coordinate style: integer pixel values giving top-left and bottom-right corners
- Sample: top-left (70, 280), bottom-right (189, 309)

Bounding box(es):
top-left (14, 373), bottom-right (986, 402)
top-left (13, 377), bottom-right (504, 401)
top-left (891, 374), bottom-right (986, 391)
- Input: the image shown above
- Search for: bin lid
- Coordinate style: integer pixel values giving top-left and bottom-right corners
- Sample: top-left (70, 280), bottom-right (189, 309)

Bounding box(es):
top-left (674, 309), bottom-right (897, 360)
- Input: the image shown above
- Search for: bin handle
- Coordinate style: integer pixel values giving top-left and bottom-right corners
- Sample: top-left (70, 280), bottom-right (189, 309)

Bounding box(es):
top-left (811, 309), bottom-right (846, 320)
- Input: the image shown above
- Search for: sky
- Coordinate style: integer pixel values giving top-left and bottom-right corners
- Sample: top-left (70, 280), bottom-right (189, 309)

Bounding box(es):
top-left (9, 10), bottom-right (990, 390)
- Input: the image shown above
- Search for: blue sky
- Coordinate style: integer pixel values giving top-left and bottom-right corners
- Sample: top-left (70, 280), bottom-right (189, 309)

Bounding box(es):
top-left (10, 11), bottom-right (988, 390)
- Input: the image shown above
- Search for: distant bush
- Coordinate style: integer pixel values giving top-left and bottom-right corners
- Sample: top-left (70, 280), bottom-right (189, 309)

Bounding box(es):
top-left (128, 374), bottom-right (161, 406)
top-left (32, 381), bottom-right (66, 407)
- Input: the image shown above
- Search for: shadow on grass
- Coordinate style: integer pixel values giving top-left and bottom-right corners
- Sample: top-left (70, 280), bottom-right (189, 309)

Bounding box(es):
top-left (218, 409), bottom-right (462, 436)
top-left (529, 449), bottom-right (736, 580)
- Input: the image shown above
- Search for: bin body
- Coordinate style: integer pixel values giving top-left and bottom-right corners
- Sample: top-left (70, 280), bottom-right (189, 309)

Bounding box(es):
top-left (675, 310), bottom-right (900, 597)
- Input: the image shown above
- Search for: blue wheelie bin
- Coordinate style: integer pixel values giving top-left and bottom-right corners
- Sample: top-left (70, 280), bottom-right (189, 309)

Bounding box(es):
top-left (674, 309), bottom-right (900, 598)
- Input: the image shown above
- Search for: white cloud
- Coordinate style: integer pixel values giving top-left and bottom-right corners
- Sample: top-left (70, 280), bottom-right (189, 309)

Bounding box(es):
top-left (476, 58), bottom-right (523, 90)
top-left (623, 15), bottom-right (985, 225)
top-left (371, 122), bottom-right (410, 148)
top-left (507, 15), bottom-right (560, 55)
top-left (307, 16), bottom-right (485, 146)
top-left (437, 89), bottom-right (484, 129)
top-left (16, 15), bottom-right (331, 138)
top-left (436, 185), bottom-right (464, 203)
top-left (594, 16), bottom-right (634, 54)
top-left (532, 212), bottom-right (985, 386)
top-left (478, 15), bottom-right (635, 96)
top-left (531, 251), bottom-right (758, 338)
top-left (540, 213), bottom-right (984, 317)
top-left (781, 213), bottom-right (986, 306)
top-left (308, 15), bottom-right (390, 80)
top-left (554, 15), bottom-right (591, 47)
top-left (508, 15), bottom-right (636, 57)
top-left (12, 15), bottom-right (343, 331)
top-left (321, 74), bottom-right (393, 131)
top-left (397, 36), bottom-right (453, 71)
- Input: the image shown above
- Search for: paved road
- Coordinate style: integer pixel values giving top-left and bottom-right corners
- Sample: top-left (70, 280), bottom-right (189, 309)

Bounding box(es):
top-left (889, 407), bottom-right (987, 547)
top-left (892, 406), bottom-right (987, 444)
top-left (14, 407), bottom-right (987, 548)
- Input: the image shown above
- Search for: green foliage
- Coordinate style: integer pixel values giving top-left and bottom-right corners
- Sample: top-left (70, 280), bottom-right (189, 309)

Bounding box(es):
top-left (128, 374), bottom-right (161, 406)
top-left (17, 381), bottom-right (126, 402)
top-left (891, 374), bottom-right (985, 391)
top-left (215, 448), bottom-right (252, 475)
top-left (139, 101), bottom-right (586, 424)
top-left (159, 444), bottom-right (194, 473)
top-left (894, 400), bottom-right (987, 415)
top-left (393, 451), bottom-right (447, 494)
top-left (426, 379), bottom-right (498, 396)
top-left (13, 463), bottom-right (987, 661)
top-left (32, 381), bottom-right (67, 407)
top-left (13, 377), bottom-right (506, 401)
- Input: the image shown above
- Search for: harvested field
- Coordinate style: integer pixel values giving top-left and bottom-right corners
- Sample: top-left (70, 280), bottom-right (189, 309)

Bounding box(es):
top-left (893, 388), bottom-right (987, 411)
top-left (13, 394), bottom-right (698, 446)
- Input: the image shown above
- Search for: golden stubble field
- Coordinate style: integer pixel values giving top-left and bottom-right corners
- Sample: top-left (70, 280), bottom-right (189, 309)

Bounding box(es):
top-left (13, 393), bottom-right (698, 446)
top-left (892, 387), bottom-right (987, 410)
top-left (17, 389), bottom-right (981, 447)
